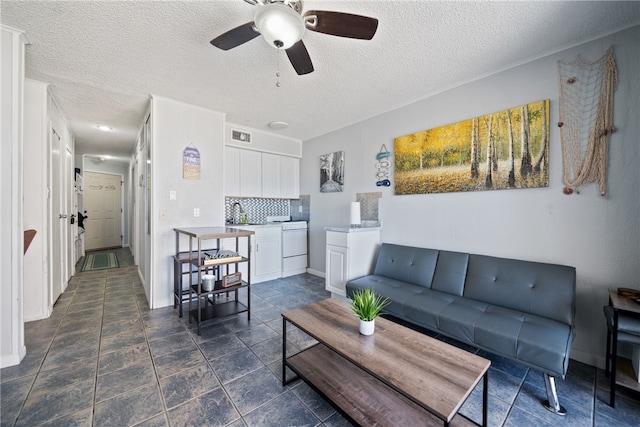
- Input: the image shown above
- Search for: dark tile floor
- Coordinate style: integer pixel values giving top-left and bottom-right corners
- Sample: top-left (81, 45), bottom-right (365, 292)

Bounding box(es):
top-left (2, 247), bottom-right (640, 426)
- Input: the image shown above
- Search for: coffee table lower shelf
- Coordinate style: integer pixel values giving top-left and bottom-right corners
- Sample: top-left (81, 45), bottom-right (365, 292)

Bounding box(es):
top-left (285, 343), bottom-right (476, 427)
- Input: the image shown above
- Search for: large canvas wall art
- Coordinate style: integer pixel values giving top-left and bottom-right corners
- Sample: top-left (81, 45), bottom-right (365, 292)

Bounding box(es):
top-left (320, 151), bottom-right (344, 193)
top-left (394, 99), bottom-right (550, 195)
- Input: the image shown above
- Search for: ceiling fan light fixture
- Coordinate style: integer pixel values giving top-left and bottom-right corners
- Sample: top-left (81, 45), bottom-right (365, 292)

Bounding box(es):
top-left (254, 3), bottom-right (305, 49)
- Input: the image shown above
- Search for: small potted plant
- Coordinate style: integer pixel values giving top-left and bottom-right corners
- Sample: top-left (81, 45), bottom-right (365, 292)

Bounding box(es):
top-left (349, 288), bottom-right (390, 335)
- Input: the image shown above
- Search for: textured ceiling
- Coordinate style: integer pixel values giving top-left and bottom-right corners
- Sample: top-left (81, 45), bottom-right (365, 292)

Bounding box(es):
top-left (2, 1), bottom-right (639, 160)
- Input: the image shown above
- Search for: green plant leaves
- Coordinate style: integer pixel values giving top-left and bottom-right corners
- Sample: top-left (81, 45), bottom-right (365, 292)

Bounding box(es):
top-left (349, 288), bottom-right (390, 322)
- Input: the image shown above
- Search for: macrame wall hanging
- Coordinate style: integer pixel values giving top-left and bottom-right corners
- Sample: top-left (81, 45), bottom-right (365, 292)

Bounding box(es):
top-left (558, 46), bottom-right (617, 196)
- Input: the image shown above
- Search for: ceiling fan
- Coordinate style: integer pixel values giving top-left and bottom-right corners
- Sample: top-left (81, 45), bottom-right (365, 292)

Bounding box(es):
top-left (210, 0), bottom-right (379, 75)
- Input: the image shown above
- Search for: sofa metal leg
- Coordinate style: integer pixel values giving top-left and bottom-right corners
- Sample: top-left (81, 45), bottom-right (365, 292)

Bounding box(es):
top-left (542, 373), bottom-right (567, 415)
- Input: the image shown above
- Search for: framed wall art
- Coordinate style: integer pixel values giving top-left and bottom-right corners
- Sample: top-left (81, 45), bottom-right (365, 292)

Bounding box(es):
top-left (320, 151), bottom-right (344, 193)
top-left (394, 99), bottom-right (550, 195)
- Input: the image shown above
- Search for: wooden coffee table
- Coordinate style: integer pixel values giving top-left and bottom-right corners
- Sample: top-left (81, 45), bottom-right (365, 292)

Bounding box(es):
top-left (282, 298), bottom-right (490, 427)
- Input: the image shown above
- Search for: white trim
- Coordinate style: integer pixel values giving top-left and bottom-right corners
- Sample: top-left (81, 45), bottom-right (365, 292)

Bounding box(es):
top-left (1, 25), bottom-right (28, 368)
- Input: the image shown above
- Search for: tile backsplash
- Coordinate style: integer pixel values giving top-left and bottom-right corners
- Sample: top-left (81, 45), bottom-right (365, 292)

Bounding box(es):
top-left (225, 197), bottom-right (310, 224)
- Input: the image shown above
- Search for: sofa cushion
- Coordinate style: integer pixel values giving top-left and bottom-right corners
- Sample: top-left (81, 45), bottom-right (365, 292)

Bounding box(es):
top-left (464, 254), bottom-right (576, 325)
top-left (431, 250), bottom-right (469, 296)
top-left (401, 289), bottom-right (458, 330)
top-left (373, 243), bottom-right (438, 288)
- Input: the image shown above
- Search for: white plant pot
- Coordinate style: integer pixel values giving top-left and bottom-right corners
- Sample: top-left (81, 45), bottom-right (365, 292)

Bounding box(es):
top-left (359, 319), bottom-right (375, 336)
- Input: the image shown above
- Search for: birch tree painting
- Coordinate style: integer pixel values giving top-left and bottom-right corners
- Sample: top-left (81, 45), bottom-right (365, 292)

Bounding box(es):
top-left (320, 151), bottom-right (344, 193)
top-left (394, 99), bottom-right (549, 195)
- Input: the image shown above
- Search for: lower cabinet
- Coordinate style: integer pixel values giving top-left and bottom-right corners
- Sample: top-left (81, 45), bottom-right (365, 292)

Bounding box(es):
top-left (325, 229), bottom-right (381, 296)
top-left (253, 226), bottom-right (282, 283)
top-left (229, 225), bottom-right (283, 284)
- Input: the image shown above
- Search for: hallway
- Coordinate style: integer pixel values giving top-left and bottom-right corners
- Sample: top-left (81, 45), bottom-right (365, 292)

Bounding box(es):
top-left (1, 248), bottom-right (640, 426)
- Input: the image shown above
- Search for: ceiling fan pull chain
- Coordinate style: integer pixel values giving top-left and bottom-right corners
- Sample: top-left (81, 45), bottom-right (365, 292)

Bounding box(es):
top-left (275, 50), bottom-right (281, 87)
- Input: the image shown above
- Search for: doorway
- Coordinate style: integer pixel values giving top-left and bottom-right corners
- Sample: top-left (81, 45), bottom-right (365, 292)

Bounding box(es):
top-left (84, 171), bottom-right (123, 251)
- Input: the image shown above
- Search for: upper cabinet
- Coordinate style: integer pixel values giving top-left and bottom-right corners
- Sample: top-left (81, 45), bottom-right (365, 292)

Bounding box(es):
top-left (224, 146), bottom-right (300, 199)
top-left (224, 123), bottom-right (301, 199)
top-left (279, 155), bottom-right (300, 199)
top-left (240, 149), bottom-right (262, 197)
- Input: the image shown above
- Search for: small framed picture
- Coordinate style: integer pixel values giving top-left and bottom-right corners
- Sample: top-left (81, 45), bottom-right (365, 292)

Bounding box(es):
top-left (222, 272), bottom-right (242, 288)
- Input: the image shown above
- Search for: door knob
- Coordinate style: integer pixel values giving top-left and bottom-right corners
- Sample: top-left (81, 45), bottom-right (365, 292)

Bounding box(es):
top-left (59, 214), bottom-right (68, 219)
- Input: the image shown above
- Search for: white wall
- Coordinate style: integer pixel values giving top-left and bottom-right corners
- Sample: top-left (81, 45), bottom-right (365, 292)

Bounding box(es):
top-left (1, 25), bottom-right (27, 368)
top-left (301, 26), bottom-right (640, 368)
top-left (150, 95), bottom-right (226, 308)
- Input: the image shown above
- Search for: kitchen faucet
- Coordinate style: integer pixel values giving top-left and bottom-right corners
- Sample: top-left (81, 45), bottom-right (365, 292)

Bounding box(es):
top-left (232, 202), bottom-right (245, 224)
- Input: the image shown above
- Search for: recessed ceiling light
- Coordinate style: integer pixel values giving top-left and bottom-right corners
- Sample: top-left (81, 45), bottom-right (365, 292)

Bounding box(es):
top-left (96, 125), bottom-right (112, 131)
top-left (268, 121), bottom-right (289, 130)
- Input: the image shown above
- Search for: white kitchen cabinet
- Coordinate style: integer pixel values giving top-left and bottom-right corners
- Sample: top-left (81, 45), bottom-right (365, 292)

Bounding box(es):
top-left (253, 226), bottom-right (282, 283)
top-left (279, 155), bottom-right (300, 199)
top-left (240, 149), bottom-right (262, 197)
top-left (325, 228), bottom-right (381, 296)
top-left (263, 153), bottom-right (300, 199)
top-left (223, 147), bottom-right (261, 197)
top-left (224, 146), bottom-right (299, 199)
top-left (227, 225), bottom-right (282, 284)
top-left (261, 152), bottom-right (280, 198)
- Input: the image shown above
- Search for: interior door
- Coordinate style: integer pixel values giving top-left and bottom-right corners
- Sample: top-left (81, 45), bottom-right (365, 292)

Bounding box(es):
top-left (84, 171), bottom-right (123, 250)
top-left (50, 124), bottom-right (63, 303)
top-left (131, 161), bottom-right (138, 265)
top-left (64, 146), bottom-right (73, 283)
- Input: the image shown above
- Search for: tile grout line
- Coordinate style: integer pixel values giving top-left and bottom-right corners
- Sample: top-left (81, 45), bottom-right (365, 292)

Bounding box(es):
top-left (138, 269), bottom-right (173, 427)
top-left (89, 273), bottom-right (108, 427)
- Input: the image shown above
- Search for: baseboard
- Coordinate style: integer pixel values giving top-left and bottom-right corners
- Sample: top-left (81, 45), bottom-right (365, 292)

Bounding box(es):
top-left (0, 344), bottom-right (26, 369)
top-left (571, 348), bottom-right (605, 370)
top-left (306, 268), bottom-right (325, 278)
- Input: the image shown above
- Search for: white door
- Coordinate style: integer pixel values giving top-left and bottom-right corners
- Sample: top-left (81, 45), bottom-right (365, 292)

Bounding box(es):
top-left (64, 146), bottom-right (73, 281)
top-left (131, 161), bottom-right (138, 265)
top-left (84, 171), bottom-right (122, 250)
top-left (50, 125), bottom-right (63, 303)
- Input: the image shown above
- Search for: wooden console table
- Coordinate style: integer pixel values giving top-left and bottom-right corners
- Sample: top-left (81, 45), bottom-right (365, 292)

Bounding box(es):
top-left (282, 298), bottom-right (490, 426)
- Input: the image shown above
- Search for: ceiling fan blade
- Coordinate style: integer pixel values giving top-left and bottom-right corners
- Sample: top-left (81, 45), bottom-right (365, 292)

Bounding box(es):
top-left (286, 40), bottom-right (314, 75)
top-left (210, 21), bottom-right (259, 50)
top-left (304, 10), bottom-right (378, 40)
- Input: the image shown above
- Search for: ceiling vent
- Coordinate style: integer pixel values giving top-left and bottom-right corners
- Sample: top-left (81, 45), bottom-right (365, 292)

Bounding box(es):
top-left (231, 129), bottom-right (252, 143)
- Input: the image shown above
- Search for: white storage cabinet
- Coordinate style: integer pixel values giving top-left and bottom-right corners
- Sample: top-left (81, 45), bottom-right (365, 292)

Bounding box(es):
top-left (325, 229), bottom-right (381, 296)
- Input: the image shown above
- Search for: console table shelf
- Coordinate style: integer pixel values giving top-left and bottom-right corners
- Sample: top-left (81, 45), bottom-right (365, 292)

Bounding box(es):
top-left (174, 226), bottom-right (254, 335)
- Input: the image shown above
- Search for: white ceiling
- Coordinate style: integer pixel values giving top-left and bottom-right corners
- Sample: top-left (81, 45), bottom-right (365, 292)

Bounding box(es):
top-left (2, 1), bottom-right (639, 160)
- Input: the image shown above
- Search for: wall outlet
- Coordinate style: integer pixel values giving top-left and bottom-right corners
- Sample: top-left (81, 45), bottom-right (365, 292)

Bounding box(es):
top-left (160, 209), bottom-right (167, 220)
top-left (298, 206), bottom-right (303, 213)
top-left (169, 190), bottom-right (176, 200)
top-left (194, 208), bottom-right (200, 217)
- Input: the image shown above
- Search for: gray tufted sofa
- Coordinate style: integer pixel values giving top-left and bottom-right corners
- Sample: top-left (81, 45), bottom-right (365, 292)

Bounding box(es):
top-left (346, 243), bottom-right (576, 415)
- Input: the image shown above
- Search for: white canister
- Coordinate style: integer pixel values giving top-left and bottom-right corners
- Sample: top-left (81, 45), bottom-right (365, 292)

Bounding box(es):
top-left (202, 274), bottom-right (216, 292)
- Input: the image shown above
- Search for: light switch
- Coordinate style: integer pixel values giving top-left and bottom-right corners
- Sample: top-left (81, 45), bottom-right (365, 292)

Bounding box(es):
top-left (194, 208), bottom-right (200, 217)
top-left (160, 209), bottom-right (167, 220)
top-left (169, 190), bottom-right (176, 200)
